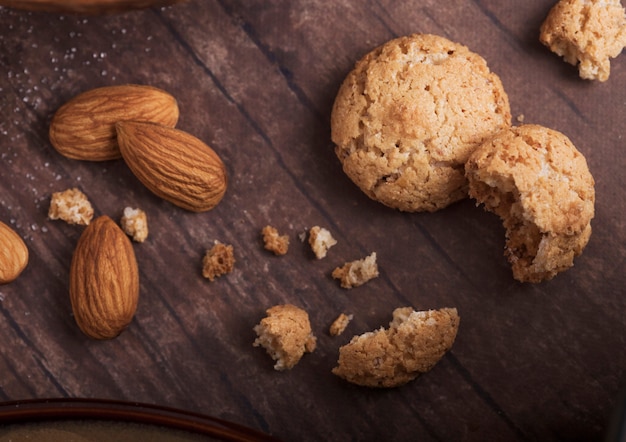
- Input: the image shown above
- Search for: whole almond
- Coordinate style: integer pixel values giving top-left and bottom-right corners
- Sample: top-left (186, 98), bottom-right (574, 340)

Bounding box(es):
top-left (0, 221), bottom-right (28, 284)
top-left (49, 84), bottom-right (179, 161)
top-left (116, 121), bottom-right (228, 212)
top-left (70, 215), bottom-right (139, 339)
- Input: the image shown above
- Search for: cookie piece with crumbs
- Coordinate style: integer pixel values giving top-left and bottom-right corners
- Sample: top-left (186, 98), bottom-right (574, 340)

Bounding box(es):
top-left (332, 307), bottom-right (459, 387)
top-left (465, 124), bottom-right (595, 282)
top-left (540, 0), bottom-right (626, 81)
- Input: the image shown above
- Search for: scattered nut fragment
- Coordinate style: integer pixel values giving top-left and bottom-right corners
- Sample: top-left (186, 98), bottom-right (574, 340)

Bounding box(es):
top-left (308, 226), bottom-right (337, 259)
top-left (540, 0), bottom-right (626, 81)
top-left (120, 207), bottom-right (148, 243)
top-left (332, 307), bottom-right (460, 388)
top-left (329, 313), bottom-right (353, 337)
top-left (0, 220), bottom-right (29, 284)
top-left (202, 242), bottom-right (235, 281)
top-left (253, 304), bottom-right (317, 371)
top-left (261, 225), bottom-right (289, 255)
top-left (48, 188), bottom-right (94, 226)
top-left (332, 252), bottom-right (379, 288)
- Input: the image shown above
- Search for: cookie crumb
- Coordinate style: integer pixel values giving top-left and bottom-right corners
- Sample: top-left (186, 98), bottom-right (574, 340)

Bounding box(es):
top-left (202, 242), bottom-right (235, 281)
top-left (253, 304), bottom-right (317, 370)
top-left (262, 225), bottom-right (289, 255)
top-left (332, 307), bottom-right (460, 387)
top-left (120, 207), bottom-right (148, 243)
top-left (329, 313), bottom-right (353, 336)
top-left (48, 188), bottom-right (94, 226)
top-left (540, 0), bottom-right (626, 81)
top-left (332, 252), bottom-right (379, 288)
top-left (308, 226), bottom-right (337, 259)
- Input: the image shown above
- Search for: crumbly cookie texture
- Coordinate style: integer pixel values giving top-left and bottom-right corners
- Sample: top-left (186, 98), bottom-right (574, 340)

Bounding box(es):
top-left (308, 226), bottom-right (337, 259)
top-left (540, 0), bottom-right (626, 81)
top-left (120, 207), bottom-right (148, 243)
top-left (332, 307), bottom-right (459, 388)
top-left (202, 242), bottom-right (235, 281)
top-left (329, 313), bottom-right (353, 337)
top-left (253, 304), bottom-right (317, 371)
top-left (465, 124), bottom-right (595, 283)
top-left (261, 225), bottom-right (289, 255)
top-left (331, 33), bottom-right (511, 212)
top-left (48, 188), bottom-right (94, 226)
top-left (332, 252), bottom-right (379, 288)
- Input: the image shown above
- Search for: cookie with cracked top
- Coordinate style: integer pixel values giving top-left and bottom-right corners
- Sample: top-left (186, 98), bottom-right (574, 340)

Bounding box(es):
top-left (331, 33), bottom-right (511, 212)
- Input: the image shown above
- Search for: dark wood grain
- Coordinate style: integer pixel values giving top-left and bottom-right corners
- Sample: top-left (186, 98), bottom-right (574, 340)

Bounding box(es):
top-left (1, 1), bottom-right (625, 441)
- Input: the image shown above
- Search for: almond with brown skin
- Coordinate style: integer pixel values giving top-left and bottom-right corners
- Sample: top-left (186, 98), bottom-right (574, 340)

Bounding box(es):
top-left (70, 215), bottom-right (139, 339)
top-left (0, 221), bottom-right (28, 284)
top-left (49, 84), bottom-right (179, 161)
top-left (116, 121), bottom-right (228, 212)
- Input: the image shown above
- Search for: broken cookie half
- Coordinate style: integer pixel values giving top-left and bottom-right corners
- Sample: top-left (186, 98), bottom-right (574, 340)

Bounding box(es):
top-left (465, 124), bottom-right (595, 283)
top-left (332, 307), bottom-right (459, 388)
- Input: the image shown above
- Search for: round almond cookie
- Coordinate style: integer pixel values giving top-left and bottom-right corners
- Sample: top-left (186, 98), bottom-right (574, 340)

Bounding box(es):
top-left (331, 33), bottom-right (511, 212)
top-left (465, 124), bottom-right (595, 283)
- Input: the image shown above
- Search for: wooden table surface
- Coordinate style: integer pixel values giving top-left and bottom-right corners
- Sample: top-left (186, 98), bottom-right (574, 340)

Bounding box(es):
top-left (1, 1), bottom-right (625, 441)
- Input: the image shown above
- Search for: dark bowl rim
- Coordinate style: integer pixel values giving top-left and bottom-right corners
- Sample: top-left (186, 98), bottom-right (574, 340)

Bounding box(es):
top-left (0, 397), bottom-right (280, 442)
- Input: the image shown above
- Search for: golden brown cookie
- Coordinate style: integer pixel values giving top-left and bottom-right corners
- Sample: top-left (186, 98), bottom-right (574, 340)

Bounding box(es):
top-left (465, 124), bottom-right (595, 283)
top-left (331, 33), bottom-right (511, 212)
top-left (540, 0), bottom-right (626, 81)
top-left (332, 307), bottom-right (459, 388)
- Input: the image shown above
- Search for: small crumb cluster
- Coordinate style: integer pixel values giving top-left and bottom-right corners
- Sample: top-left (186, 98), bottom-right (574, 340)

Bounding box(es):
top-left (261, 225), bottom-right (289, 255)
top-left (48, 188), bottom-right (94, 226)
top-left (120, 207), bottom-right (149, 243)
top-left (253, 304), bottom-right (317, 371)
top-left (329, 313), bottom-right (353, 337)
top-left (540, 0), bottom-right (626, 81)
top-left (308, 226), bottom-right (337, 259)
top-left (202, 242), bottom-right (235, 281)
top-left (332, 252), bottom-right (379, 288)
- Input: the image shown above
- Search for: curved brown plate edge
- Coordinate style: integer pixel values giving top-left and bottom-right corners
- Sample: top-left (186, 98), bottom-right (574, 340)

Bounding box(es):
top-left (0, 398), bottom-right (282, 442)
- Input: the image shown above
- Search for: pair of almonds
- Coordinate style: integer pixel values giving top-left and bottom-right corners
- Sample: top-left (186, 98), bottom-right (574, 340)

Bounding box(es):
top-left (0, 221), bottom-right (29, 284)
top-left (49, 84), bottom-right (227, 212)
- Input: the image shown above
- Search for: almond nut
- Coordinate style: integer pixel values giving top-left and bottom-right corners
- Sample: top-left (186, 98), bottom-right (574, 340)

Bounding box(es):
top-left (69, 215), bottom-right (139, 339)
top-left (0, 221), bottom-right (28, 284)
top-left (49, 84), bottom-right (179, 161)
top-left (116, 121), bottom-right (228, 212)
